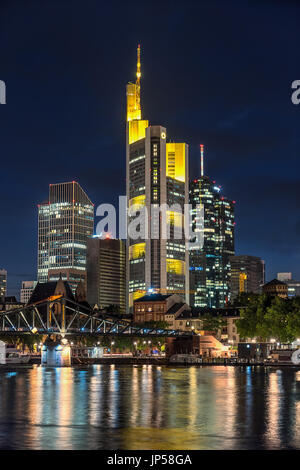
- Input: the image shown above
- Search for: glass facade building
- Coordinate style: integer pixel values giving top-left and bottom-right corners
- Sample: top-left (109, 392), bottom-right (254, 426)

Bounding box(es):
top-left (189, 176), bottom-right (235, 308)
top-left (229, 255), bottom-right (265, 300)
top-left (37, 182), bottom-right (94, 293)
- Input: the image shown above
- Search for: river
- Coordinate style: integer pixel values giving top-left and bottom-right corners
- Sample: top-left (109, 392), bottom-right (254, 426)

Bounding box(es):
top-left (0, 364), bottom-right (300, 450)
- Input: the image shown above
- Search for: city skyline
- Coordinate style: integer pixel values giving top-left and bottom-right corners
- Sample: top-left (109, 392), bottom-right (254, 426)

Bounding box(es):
top-left (0, 1), bottom-right (299, 296)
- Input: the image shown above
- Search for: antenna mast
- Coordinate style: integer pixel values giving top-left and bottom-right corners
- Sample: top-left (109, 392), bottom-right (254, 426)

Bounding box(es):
top-left (200, 144), bottom-right (204, 177)
top-left (136, 44), bottom-right (141, 111)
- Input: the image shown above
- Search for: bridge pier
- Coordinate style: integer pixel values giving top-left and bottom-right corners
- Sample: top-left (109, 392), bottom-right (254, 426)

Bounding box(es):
top-left (41, 337), bottom-right (71, 367)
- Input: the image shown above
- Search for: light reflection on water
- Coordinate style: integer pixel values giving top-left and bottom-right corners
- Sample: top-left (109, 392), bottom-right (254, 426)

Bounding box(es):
top-left (1, 365), bottom-right (300, 449)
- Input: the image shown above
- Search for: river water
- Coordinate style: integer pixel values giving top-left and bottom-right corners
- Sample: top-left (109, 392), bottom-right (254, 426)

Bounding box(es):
top-left (0, 364), bottom-right (300, 450)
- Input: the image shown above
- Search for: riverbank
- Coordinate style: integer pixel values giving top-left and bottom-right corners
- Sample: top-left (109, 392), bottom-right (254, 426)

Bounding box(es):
top-left (89, 357), bottom-right (300, 367)
top-left (1, 357), bottom-right (299, 368)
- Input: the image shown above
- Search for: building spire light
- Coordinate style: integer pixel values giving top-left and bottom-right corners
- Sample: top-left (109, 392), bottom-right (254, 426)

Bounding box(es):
top-left (136, 44), bottom-right (141, 85)
top-left (136, 44), bottom-right (141, 114)
top-left (200, 144), bottom-right (204, 177)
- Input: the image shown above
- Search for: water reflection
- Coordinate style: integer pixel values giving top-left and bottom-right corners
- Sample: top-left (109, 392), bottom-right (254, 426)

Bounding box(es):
top-left (0, 365), bottom-right (300, 449)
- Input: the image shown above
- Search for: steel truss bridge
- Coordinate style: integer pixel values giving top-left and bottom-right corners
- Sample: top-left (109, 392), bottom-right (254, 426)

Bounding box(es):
top-left (0, 297), bottom-right (193, 338)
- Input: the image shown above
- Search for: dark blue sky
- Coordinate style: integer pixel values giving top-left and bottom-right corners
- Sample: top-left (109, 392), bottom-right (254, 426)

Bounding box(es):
top-left (0, 0), bottom-right (299, 296)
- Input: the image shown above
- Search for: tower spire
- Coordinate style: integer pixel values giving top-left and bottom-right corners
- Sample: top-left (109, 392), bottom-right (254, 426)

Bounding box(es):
top-left (200, 144), bottom-right (204, 177)
top-left (136, 44), bottom-right (141, 86)
top-left (136, 44), bottom-right (141, 113)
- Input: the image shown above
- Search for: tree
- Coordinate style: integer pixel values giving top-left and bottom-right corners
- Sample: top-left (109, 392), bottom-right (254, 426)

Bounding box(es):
top-left (106, 304), bottom-right (121, 316)
top-left (231, 292), bottom-right (259, 307)
top-left (236, 294), bottom-right (273, 340)
top-left (201, 313), bottom-right (226, 333)
top-left (263, 296), bottom-right (294, 343)
top-left (236, 293), bottom-right (300, 343)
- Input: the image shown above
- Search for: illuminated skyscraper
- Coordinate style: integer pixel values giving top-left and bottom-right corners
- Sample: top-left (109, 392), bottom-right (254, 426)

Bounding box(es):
top-left (87, 237), bottom-right (126, 311)
top-left (126, 46), bottom-right (189, 309)
top-left (37, 182), bottom-right (94, 293)
top-left (230, 255), bottom-right (265, 299)
top-left (190, 173), bottom-right (235, 308)
top-left (0, 269), bottom-right (7, 299)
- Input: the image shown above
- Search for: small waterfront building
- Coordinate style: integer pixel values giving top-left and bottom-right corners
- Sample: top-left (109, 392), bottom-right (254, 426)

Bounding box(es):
top-left (71, 345), bottom-right (103, 359)
top-left (166, 335), bottom-right (233, 358)
top-left (238, 342), bottom-right (275, 360)
top-left (173, 307), bottom-right (241, 346)
top-left (133, 293), bottom-right (188, 324)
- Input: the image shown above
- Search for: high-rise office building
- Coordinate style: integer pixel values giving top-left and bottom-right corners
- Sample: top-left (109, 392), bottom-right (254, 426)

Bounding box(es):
top-left (20, 280), bottom-right (37, 304)
top-left (189, 175), bottom-right (235, 308)
top-left (126, 46), bottom-right (189, 309)
top-left (229, 255), bottom-right (265, 299)
top-left (0, 269), bottom-right (7, 299)
top-left (38, 181), bottom-right (94, 293)
top-left (87, 237), bottom-right (126, 311)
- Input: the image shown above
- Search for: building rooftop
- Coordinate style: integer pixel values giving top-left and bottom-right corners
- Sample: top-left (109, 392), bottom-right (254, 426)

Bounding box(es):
top-left (28, 280), bottom-right (75, 304)
top-left (134, 293), bottom-right (172, 303)
top-left (176, 307), bottom-right (241, 319)
top-left (166, 302), bottom-right (186, 315)
top-left (263, 279), bottom-right (287, 288)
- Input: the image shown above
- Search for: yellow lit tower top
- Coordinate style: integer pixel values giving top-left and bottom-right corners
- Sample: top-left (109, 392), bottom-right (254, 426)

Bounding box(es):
top-left (136, 44), bottom-right (141, 108)
top-left (126, 44), bottom-right (149, 144)
top-left (127, 44), bottom-right (142, 122)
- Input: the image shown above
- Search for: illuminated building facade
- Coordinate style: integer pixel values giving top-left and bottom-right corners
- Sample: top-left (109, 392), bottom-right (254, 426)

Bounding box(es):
top-left (189, 176), bottom-right (235, 308)
top-left (20, 280), bottom-right (37, 304)
top-left (277, 273), bottom-right (300, 297)
top-left (229, 255), bottom-right (265, 299)
top-left (87, 237), bottom-right (126, 311)
top-left (37, 181), bottom-right (94, 293)
top-left (262, 279), bottom-right (288, 298)
top-left (126, 46), bottom-right (189, 309)
top-left (0, 269), bottom-right (7, 299)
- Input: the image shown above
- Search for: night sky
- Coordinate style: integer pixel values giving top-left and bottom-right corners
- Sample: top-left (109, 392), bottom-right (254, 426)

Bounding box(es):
top-left (0, 0), bottom-right (299, 297)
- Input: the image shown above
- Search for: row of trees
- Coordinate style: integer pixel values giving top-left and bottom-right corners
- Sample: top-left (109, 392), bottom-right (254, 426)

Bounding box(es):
top-left (0, 333), bottom-right (44, 352)
top-left (235, 294), bottom-right (300, 343)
